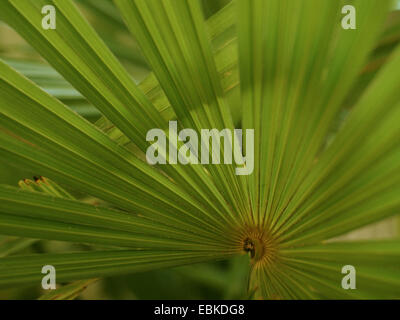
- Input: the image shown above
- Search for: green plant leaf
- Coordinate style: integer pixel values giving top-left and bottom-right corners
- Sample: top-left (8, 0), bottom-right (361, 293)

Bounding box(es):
top-left (0, 0), bottom-right (399, 299)
top-left (0, 250), bottom-right (233, 288)
top-left (0, 185), bottom-right (238, 250)
top-left (38, 278), bottom-right (98, 300)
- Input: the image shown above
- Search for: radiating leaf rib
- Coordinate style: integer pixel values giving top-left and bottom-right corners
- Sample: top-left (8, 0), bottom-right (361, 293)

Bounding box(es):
top-left (282, 259), bottom-right (400, 299)
top-left (0, 0), bottom-right (399, 300)
top-left (280, 155), bottom-right (400, 246)
top-left (0, 0), bottom-right (165, 151)
top-left (114, 0), bottom-right (250, 224)
top-left (279, 243), bottom-right (400, 299)
top-left (0, 58), bottom-right (244, 238)
top-left (0, 213), bottom-right (237, 251)
top-left (0, 0), bottom-right (241, 226)
top-left (275, 41), bottom-right (400, 242)
top-left (0, 250), bottom-right (235, 287)
top-left (0, 177), bottom-right (79, 259)
top-left (94, 1), bottom-right (240, 144)
top-left (255, 240), bottom-right (400, 299)
top-left (270, 0), bottom-right (393, 232)
top-left (281, 240), bottom-right (400, 262)
top-left (0, 177), bottom-right (79, 258)
top-left (237, 0), bottom-right (342, 226)
top-left (237, 0), bottom-right (393, 233)
top-left (0, 185), bottom-right (238, 248)
top-left (272, 262), bottom-right (359, 299)
top-left (99, 2), bottom-right (400, 150)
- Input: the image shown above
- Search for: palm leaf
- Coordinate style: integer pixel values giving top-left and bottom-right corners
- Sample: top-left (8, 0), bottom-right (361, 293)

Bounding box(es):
top-left (38, 279), bottom-right (98, 300)
top-left (0, 0), bottom-right (399, 299)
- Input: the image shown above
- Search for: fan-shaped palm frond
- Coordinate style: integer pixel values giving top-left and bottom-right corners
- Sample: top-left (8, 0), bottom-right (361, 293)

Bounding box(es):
top-left (0, 0), bottom-right (399, 299)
